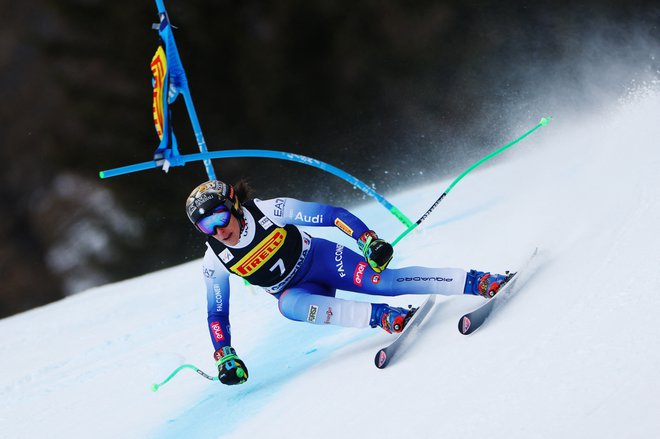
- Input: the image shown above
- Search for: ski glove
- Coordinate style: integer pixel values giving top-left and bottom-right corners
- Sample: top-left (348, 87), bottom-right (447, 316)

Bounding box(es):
top-left (214, 346), bottom-right (249, 385)
top-left (357, 230), bottom-right (394, 273)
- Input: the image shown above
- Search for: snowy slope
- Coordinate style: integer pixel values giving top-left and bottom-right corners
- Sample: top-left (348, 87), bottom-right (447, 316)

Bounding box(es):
top-left (2, 88), bottom-right (660, 439)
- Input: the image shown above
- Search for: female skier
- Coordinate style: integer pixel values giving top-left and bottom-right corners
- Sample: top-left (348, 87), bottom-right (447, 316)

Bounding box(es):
top-left (186, 180), bottom-right (509, 385)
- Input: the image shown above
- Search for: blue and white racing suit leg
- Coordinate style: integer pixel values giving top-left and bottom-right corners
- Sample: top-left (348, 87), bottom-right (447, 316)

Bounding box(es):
top-left (276, 238), bottom-right (466, 328)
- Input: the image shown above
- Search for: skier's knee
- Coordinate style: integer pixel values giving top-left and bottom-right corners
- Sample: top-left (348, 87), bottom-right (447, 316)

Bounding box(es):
top-left (278, 289), bottom-right (305, 322)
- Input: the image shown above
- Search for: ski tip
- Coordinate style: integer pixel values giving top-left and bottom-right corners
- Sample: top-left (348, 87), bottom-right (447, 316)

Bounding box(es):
top-left (375, 349), bottom-right (389, 369)
top-left (458, 316), bottom-right (472, 335)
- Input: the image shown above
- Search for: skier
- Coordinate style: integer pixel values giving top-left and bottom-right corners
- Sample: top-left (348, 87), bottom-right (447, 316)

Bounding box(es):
top-left (186, 180), bottom-right (510, 385)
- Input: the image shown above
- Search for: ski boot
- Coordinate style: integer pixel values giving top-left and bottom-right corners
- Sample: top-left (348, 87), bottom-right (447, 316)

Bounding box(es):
top-left (464, 270), bottom-right (515, 298)
top-left (370, 304), bottom-right (417, 333)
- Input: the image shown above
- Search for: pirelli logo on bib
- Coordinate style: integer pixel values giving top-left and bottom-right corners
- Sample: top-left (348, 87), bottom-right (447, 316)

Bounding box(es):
top-left (230, 229), bottom-right (287, 276)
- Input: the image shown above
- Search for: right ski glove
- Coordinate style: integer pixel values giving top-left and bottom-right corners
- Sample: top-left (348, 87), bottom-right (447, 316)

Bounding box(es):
top-left (357, 230), bottom-right (394, 273)
top-left (214, 346), bottom-right (249, 385)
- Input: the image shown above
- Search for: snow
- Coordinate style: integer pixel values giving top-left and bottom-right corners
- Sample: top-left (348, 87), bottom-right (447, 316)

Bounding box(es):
top-left (2, 88), bottom-right (660, 438)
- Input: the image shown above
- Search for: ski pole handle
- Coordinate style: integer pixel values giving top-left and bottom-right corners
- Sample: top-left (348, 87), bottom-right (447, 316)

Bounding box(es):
top-left (151, 363), bottom-right (219, 392)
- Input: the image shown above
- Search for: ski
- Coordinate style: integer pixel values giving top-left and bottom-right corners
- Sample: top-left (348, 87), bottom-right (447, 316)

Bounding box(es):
top-left (374, 295), bottom-right (436, 369)
top-left (458, 248), bottom-right (539, 335)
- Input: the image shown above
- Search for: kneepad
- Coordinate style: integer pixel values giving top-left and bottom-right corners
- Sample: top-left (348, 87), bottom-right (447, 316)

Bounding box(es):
top-left (278, 288), bottom-right (322, 323)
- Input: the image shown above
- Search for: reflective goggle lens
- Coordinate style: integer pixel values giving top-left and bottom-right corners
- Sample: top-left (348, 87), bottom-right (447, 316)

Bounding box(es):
top-left (195, 206), bottom-right (231, 235)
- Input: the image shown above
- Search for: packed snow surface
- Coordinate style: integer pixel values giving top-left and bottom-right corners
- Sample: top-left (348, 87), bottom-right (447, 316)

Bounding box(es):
top-left (2, 88), bottom-right (659, 438)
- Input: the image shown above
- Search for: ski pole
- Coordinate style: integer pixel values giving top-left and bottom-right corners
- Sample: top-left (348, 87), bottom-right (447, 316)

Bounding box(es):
top-left (391, 116), bottom-right (552, 247)
top-left (151, 363), bottom-right (218, 392)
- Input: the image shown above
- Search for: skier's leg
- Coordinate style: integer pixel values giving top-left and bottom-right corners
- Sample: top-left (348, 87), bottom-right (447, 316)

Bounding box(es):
top-left (304, 238), bottom-right (467, 296)
top-left (277, 287), bottom-right (413, 333)
top-left (277, 287), bottom-right (372, 328)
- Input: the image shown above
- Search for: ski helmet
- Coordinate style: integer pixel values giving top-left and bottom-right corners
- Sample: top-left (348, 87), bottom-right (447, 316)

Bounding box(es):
top-left (186, 180), bottom-right (243, 232)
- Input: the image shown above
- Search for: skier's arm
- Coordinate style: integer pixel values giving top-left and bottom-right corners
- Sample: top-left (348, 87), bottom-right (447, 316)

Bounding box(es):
top-left (255, 197), bottom-right (370, 239)
top-left (203, 249), bottom-right (232, 351)
top-left (256, 197), bottom-right (394, 272)
top-left (202, 249), bottom-right (248, 385)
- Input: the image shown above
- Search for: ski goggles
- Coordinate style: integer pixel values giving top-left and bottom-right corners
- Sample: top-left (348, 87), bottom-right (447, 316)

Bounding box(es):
top-left (195, 205), bottom-right (232, 235)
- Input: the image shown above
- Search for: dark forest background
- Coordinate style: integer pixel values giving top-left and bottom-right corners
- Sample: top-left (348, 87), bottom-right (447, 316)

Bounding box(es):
top-left (1, 0), bottom-right (657, 317)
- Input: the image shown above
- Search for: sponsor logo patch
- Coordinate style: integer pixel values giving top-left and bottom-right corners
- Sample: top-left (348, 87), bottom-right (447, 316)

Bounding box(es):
top-left (230, 229), bottom-right (287, 276)
top-left (295, 212), bottom-right (324, 223)
top-left (151, 46), bottom-right (167, 140)
top-left (396, 276), bottom-right (453, 282)
top-left (324, 307), bottom-right (333, 324)
top-left (335, 244), bottom-right (346, 278)
top-left (273, 198), bottom-right (286, 217)
top-left (334, 218), bottom-right (354, 236)
top-left (219, 249), bottom-right (234, 263)
top-left (210, 321), bottom-right (225, 342)
top-left (354, 262), bottom-right (368, 286)
top-left (307, 305), bottom-right (319, 323)
top-left (258, 216), bottom-right (274, 230)
top-left (213, 284), bottom-right (224, 312)
top-left (371, 274), bottom-right (381, 284)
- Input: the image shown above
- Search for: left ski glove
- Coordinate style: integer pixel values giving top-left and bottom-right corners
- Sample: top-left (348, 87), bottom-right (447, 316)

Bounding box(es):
top-left (214, 346), bottom-right (249, 385)
top-left (358, 230), bottom-right (394, 273)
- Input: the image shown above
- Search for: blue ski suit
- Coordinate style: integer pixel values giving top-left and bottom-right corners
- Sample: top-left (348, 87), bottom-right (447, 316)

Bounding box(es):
top-left (202, 197), bottom-right (467, 351)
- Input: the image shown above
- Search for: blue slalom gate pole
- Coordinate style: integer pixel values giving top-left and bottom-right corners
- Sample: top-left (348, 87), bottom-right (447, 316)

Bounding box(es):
top-left (154, 0), bottom-right (216, 180)
top-left (100, 148), bottom-right (414, 227)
